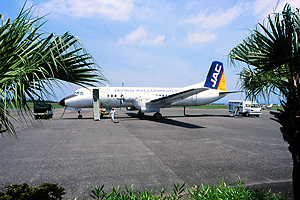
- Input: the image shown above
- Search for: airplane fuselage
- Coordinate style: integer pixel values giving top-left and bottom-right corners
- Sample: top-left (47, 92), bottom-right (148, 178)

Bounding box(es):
top-left (62, 85), bottom-right (226, 109)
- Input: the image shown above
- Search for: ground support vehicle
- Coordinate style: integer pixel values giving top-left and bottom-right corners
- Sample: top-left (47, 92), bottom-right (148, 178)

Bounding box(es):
top-left (229, 100), bottom-right (262, 117)
top-left (33, 101), bottom-right (53, 119)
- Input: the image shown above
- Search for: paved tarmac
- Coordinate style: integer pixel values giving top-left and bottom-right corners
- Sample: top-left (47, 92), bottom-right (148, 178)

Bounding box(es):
top-left (0, 108), bottom-right (293, 199)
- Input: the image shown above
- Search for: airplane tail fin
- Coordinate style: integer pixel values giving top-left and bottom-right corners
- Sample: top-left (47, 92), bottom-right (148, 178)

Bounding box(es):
top-left (204, 61), bottom-right (227, 92)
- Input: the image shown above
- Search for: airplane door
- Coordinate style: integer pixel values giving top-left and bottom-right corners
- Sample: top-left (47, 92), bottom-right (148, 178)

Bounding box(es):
top-left (191, 94), bottom-right (197, 102)
top-left (93, 89), bottom-right (100, 121)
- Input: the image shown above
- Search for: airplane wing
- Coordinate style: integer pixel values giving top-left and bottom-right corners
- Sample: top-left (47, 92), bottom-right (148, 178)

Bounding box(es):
top-left (149, 88), bottom-right (209, 106)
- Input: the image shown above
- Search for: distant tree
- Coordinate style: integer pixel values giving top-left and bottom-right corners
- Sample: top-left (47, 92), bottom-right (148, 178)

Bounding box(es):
top-left (228, 4), bottom-right (300, 199)
top-left (0, 4), bottom-right (107, 136)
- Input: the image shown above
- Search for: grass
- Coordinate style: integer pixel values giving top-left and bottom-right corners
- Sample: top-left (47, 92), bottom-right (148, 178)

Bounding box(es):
top-left (51, 103), bottom-right (63, 109)
top-left (182, 104), bottom-right (280, 110)
top-left (24, 102), bottom-right (62, 109)
top-left (185, 104), bottom-right (229, 109)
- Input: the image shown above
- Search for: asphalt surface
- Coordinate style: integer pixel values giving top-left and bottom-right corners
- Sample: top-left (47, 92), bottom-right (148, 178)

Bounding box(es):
top-left (0, 108), bottom-right (293, 199)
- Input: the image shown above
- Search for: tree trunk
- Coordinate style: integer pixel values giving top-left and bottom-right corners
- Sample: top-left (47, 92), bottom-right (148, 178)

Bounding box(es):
top-left (271, 96), bottom-right (300, 200)
top-left (292, 152), bottom-right (300, 200)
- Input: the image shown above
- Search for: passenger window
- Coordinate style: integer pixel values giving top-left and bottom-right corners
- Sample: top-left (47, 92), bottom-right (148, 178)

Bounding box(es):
top-left (80, 92), bottom-right (83, 95)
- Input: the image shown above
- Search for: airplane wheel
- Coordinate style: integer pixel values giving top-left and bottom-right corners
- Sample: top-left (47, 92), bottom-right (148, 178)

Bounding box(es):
top-left (78, 114), bottom-right (83, 119)
top-left (153, 112), bottom-right (162, 120)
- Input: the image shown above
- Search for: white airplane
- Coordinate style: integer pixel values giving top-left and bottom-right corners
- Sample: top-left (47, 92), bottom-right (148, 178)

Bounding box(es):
top-left (59, 61), bottom-right (237, 120)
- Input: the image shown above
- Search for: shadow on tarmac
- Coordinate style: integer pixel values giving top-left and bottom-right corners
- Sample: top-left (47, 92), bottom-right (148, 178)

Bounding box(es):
top-left (249, 181), bottom-right (293, 199)
top-left (125, 113), bottom-right (206, 129)
top-left (184, 114), bottom-right (232, 117)
top-left (54, 117), bottom-right (94, 120)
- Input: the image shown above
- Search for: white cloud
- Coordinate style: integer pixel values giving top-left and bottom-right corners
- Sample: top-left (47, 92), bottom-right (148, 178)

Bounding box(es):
top-left (181, 2), bottom-right (244, 30)
top-left (145, 35), bottom-right (166, 45)
top-left (119, 25), bottom-right (148, 44)
top-left (187, 31), bottom-right (216, 44)
top-left (180, 2), bottom-right (245, 44)
top-left (41, 0), bottom-right (134, 21)
top-left (119, 26), bottom-right (166, 45)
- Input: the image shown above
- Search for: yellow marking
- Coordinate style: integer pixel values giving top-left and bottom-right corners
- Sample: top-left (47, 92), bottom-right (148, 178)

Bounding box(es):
top-left (217, 71), bottom-right (227, 91)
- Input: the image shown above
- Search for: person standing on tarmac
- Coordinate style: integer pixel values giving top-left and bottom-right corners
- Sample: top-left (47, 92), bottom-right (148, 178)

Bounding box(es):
top-left (110, 108), bottom-right (116, 122)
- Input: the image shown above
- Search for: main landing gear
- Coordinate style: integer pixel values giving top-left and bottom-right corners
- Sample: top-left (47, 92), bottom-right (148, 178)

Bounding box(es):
top-left (138, 110), bottom-right (163, 120)
top-left (78, 110), bottom-right (83, 119)
top-left (153, 112), bottom-right (162, 120)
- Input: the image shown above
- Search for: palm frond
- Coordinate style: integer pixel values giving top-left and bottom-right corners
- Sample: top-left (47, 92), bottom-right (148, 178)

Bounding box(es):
top-left (0, 3), bottom-right (107, 136)
top-left (228, 3), bottom-right (300, 101)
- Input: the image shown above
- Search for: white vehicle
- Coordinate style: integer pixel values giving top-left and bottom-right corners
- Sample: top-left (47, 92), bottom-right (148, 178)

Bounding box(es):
top-left (229, 100), bottom-right (262, 117)
top-left (59, 61), bottom-right (239, 120)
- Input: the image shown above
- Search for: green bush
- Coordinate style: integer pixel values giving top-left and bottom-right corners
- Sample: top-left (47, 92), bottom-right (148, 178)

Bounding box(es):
top-left (89, 180), bottom-right (284, 200)
top-left (187, 180), bottom-right (283, 200)
top-left (0, 180), bottom-right (286, 200)
top-left (0, 182), bottom-right (66, 200)
top-left (90, 182), bottom-right (186, 200)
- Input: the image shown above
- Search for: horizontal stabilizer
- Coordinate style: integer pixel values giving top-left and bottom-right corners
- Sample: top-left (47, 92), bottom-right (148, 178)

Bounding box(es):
top-left (219, 91), bottom-right (243, 95)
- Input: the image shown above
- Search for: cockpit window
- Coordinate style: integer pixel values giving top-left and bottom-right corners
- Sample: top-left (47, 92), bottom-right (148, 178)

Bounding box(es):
top-left (74, 91), bottom-right (84, 95)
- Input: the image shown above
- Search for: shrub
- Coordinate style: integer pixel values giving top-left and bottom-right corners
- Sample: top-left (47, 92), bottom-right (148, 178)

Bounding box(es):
top-left (90, 180), bottom-right (284, 200)
top-left (0, 180), bottom-right (285, 200)
top-left (187, 179), bottom-right (283, 200)
top-left (90, 182), bottom-right (186, 200)
top-left (0, 182), bottom-right (66, 200)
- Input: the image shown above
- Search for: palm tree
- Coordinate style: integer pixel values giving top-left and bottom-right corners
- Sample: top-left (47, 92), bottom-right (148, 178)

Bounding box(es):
top-left (0, 4), bottom-right (107, 136)
top-left (228, 4), bottom-right (300, 199)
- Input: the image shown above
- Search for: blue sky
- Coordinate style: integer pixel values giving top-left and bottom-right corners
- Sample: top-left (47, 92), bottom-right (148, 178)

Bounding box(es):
top-left (2, 0), bottom-right (299, 103)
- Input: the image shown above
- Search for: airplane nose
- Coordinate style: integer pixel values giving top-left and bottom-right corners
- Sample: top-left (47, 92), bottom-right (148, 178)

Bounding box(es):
top-left (58, 94), bottom-right (77, 107)
top-left (59, 98), bottom-right (65, 107)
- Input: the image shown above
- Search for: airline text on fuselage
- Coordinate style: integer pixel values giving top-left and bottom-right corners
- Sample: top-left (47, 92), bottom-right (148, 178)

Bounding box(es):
top-left (112, 89), bottom-right (180, 93)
